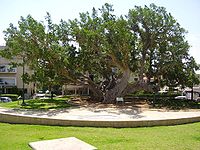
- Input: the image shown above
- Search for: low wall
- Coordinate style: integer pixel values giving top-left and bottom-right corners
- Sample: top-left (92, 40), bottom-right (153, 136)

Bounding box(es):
top-left (0, 112), bottom-right (200, 127)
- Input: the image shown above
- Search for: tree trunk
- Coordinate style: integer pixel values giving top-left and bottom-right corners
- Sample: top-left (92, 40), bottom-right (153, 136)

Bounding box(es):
top-left (103, 69), bottom-right (130, 103)
top-left (191, 85), bottom-right (193, 101)
top-left (88, 83), bottom-right (104, 101)
top-left (48, 85), bottom-right (53, 99)
top-left (121, 81), bottom-right (153, 96)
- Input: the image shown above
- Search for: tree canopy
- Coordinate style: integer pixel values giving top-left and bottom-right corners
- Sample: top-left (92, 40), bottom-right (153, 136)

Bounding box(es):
top-left (1, 3), bottom-right (199, 103)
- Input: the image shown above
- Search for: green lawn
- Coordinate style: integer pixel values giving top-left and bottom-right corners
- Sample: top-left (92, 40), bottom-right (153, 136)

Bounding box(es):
top-left (0, 97), bottom-right (72, 110)
top-left (0, 122), bottom-right (199, 150)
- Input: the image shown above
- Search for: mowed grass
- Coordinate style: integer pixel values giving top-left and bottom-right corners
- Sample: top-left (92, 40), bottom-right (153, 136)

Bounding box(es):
top-left (0, 97), bottom-right (72, 110)
top-left (0, 122), bottom-right (200, 150)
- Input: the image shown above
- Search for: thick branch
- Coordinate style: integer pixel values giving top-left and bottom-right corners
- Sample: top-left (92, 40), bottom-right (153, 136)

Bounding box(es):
top-left (121, 81), bottom-right (153, 96)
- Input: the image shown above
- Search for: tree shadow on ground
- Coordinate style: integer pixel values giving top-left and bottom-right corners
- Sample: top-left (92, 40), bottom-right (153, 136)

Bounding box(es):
top-left (1, 98), bottom-right (78, 117)
top-left (3, 107), bottom-right (70, 117)
top-left (21, 98), bottom-right (72, 110)
top-left (76, 99), bottom-right (145, 119)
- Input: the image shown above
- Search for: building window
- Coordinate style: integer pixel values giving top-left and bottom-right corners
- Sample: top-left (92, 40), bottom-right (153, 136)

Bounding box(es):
top-left (0, 77), bottom-right (16, 87)
top-left (134, 77), bottom-right (138, 81)
top-left (0, 66), bottom-right (6, 72)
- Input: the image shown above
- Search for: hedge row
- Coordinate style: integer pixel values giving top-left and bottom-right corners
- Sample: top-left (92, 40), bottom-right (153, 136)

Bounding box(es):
top-left (126, 92), bottom-right (181, 99)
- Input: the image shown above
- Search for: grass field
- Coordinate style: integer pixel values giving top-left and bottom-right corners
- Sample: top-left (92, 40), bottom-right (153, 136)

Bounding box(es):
top-left (0, 97), bottom-right (72, 110)
top-left (0, 122), bottom-right (199, 150)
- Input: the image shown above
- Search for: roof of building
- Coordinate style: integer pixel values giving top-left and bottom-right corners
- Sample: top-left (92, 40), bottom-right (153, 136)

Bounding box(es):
top-left (0, 46), bottom-right (6, 50)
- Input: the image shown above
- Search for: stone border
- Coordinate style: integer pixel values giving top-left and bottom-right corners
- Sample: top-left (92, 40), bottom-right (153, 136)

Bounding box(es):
top-left (29, 137), bottom-right (97, 150)
top-left (0, 112), bottom-right (200, 127)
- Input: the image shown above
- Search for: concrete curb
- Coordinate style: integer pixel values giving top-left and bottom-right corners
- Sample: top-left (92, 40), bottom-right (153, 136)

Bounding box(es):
top-left (0, 111), bottom-right (200, 127)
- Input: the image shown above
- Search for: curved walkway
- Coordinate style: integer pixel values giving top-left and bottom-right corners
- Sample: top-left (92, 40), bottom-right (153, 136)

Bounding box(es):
top-left (0, 107), bottom-right (200, 127)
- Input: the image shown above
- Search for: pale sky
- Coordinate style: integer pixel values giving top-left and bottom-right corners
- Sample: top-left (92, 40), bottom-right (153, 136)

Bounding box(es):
top-left (0, 0), bottom-right (200, 67)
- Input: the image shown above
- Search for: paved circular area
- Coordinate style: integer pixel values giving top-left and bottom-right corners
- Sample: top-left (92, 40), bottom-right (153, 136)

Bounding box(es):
top-left (1, 106), bottom-right (200, 121)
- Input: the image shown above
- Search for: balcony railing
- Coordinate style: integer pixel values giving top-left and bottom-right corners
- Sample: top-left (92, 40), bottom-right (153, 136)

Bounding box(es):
top-left (0, 66), bottom-right (17, 73)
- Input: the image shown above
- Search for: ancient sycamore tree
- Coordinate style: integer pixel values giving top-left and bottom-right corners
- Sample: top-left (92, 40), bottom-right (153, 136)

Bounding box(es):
top-left (2, 3), bottom-right (199, 103)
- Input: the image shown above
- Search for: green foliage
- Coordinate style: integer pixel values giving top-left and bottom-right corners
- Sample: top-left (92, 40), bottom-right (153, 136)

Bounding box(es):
top-left (127, 92), bottom-right (181, 98)
top-left (69, 3), bottom-right (133, 83)
top-left (128, 3), bottom-right (199, 87)
top-left (2, 13), bottom-right (74, 89)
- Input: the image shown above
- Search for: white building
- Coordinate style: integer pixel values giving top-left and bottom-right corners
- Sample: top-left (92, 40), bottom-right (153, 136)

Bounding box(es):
top-left (0, 46), bottom-right (35, 96)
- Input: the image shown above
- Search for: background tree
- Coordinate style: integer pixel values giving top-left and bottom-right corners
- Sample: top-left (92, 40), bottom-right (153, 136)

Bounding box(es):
top-left (127, 3), bottom-right (199, 91)
top-left (2, 13), bottom-right (73, 97)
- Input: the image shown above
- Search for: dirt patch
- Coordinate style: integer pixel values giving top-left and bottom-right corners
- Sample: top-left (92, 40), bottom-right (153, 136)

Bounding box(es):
top-left (68, 96), bottom-right (200, 112)
top-left (69, 97), bottom-right (150, 109)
